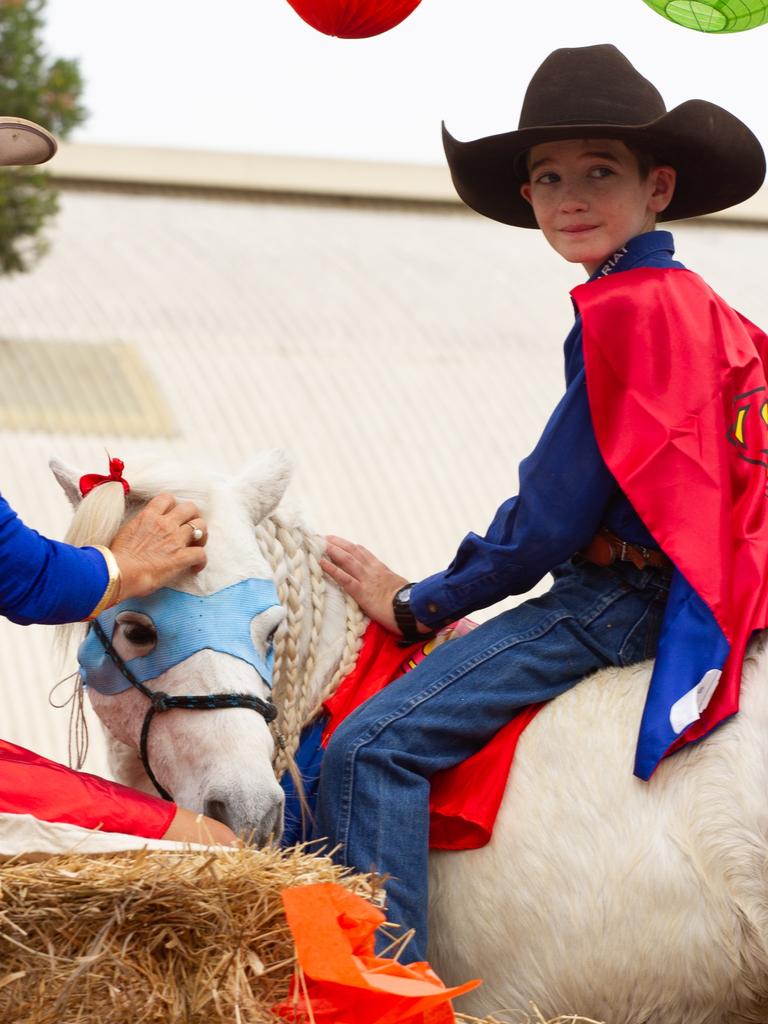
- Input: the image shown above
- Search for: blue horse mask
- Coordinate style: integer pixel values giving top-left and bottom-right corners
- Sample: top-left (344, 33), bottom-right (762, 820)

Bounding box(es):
top-left (78, 578), bottom-right (281, 696)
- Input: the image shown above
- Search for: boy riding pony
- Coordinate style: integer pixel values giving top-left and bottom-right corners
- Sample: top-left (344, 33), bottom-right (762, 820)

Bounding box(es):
top-left (318, 44), bottom-right (768, 960)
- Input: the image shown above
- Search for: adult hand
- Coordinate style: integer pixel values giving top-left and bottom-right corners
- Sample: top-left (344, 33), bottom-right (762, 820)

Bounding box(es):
top-left (109, 494), bottom-right (208, 601)
top-left (320, 535), bottom-right (430, 636)
top-left (162, 806), bottom-right (238, 846)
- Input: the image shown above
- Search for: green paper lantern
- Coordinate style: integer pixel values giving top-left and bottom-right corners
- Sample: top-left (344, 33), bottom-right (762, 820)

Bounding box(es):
top-left (641, 0), bottom-right (768, 31)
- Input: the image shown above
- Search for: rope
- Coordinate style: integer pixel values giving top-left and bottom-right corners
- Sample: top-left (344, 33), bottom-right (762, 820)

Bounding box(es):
top-left (49, 670), bottom-right (90, 771)
top-left (256, 514), bottom-right (367, 779)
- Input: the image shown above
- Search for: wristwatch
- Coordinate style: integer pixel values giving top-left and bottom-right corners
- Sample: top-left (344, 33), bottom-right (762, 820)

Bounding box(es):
top-left (392, 583), bottom-right (424, 642)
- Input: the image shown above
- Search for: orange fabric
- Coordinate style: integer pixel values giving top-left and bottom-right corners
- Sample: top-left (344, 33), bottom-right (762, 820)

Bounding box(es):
top-left (323, 622), bottom-right (544, 851)
top-left (273, 883), bottom-right (480, 1023)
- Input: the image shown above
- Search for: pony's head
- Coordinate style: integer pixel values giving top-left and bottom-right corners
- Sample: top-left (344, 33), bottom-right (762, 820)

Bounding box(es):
top-left (52, 451), bottom-right (293, 844)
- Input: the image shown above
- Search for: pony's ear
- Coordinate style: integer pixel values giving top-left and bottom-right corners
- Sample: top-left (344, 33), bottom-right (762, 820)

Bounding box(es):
top-left (237, 449), bottom-right (292, 524)
top-left (49, 458), bottom-right (83, 509)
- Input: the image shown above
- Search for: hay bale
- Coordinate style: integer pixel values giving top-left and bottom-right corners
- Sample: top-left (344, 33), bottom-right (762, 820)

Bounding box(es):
top-left (456, 1014), bottom-right (603, 1024)
top-left (0, 843), bottom-right (600, 1024)
top-left (0, 843), bottom-right (375, 1024)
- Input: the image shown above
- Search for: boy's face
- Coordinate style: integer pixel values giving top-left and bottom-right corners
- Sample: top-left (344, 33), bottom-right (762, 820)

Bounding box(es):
top-left (519, 138), bottom-right (676, 275)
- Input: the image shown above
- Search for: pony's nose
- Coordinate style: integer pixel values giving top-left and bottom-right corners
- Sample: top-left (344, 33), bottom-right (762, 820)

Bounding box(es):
top-left (203, 797), bottom-right (230, 828)
top-left (204, 788), bottom-right (284, 847)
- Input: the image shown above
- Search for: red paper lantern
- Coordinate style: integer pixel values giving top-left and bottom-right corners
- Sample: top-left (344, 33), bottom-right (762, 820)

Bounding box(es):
top-left (285, 0), bottom-right (422, 38)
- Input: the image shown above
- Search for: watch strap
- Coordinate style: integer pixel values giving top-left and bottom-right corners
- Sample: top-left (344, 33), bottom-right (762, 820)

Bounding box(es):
top-left (392, 583), bottom-right (424, 642)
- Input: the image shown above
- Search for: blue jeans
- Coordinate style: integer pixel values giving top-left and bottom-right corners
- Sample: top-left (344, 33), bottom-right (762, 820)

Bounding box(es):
top-left (312, 557), bottom-right (671, 961)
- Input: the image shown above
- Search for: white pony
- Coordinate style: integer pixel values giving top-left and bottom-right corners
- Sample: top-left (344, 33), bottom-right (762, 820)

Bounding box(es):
top-left (53, 453), bottom-right (768, 1024)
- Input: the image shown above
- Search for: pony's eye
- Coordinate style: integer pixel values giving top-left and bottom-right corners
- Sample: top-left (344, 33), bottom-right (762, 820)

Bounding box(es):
top-left (112, 614), bottom-right (158, 661)
top-left (123, 623), bottom-right (157, 647)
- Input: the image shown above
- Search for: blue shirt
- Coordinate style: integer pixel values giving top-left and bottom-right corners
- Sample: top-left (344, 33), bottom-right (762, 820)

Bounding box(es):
top-left (0, 494), bottom-right (108, 625)
top-left (411, 230), bottom-right (683, 628)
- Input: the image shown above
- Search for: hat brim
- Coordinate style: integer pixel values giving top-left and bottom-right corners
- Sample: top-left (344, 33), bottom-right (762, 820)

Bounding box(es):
top-left (0, 117), bottom-right (57, 167)
top-left (442, 100), bottom-right (766, 228)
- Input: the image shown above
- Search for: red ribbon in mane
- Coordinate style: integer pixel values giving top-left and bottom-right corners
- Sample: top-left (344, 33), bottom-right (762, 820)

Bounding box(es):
top-left (79, 456), bottom-right (131, 498)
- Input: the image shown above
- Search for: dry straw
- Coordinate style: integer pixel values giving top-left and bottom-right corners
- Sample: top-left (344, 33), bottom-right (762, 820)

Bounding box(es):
top-left (456, 1013), bottom-right (603, 1024)
top-left (0, 843), bottom-right (373, 1024)
top-left (0, 842), bottom-right (601, 1024)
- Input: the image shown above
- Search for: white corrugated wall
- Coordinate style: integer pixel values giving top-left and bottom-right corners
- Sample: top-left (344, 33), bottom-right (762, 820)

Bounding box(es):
top-left (1, 187), bottom-right (766, 776)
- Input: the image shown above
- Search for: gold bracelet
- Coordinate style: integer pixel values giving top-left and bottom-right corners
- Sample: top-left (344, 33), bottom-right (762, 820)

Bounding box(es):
top-left (85, 545), bottom-right (122, 620)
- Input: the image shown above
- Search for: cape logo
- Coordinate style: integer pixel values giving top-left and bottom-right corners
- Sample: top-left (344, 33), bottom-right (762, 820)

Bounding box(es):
top-left (727, 387), bottom-right (768, 482)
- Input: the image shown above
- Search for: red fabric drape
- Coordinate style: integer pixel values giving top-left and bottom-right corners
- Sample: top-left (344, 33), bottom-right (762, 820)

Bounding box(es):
top-left (323, 622), bottom-right (543, 850)
top-left (285, 0), bottom-right (422, 38)
top-left (0, 738), bottom-right (176, 838)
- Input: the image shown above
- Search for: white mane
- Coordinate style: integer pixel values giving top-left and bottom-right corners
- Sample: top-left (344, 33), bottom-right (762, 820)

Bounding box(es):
top-left (52, 456), bottom-right (228, 658)
top-left (62, 457), bottom-right (223, 547)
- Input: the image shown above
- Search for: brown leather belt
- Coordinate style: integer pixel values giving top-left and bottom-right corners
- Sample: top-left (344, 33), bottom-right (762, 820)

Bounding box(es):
top-left (579, 527), bottom-right (671, 572)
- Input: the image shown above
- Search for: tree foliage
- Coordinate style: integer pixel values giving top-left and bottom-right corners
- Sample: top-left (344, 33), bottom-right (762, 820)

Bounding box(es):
top-left (0, 0), bottom-right (86, 274)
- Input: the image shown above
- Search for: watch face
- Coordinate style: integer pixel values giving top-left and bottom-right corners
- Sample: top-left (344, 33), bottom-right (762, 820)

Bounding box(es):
top-left (397, 585), bottom-right (413, 604)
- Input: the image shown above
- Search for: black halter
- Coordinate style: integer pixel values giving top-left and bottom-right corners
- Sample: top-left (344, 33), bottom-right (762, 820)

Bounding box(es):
top-left (89, 619), bottom-right (279, 802)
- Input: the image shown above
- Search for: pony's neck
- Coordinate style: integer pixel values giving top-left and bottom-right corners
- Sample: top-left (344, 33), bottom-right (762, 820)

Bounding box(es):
top-left (255, 512), bottom-right (367, 776)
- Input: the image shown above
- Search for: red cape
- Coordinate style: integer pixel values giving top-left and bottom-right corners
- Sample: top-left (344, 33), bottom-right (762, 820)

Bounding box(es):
top-left (324, 622), bottom-right (542, 850)
top-left (573, 267), bottom-right (768, 770)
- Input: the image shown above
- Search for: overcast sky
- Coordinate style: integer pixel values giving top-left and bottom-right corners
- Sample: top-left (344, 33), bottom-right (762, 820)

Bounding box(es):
top-left (44, 0), bottom-right (768, 164)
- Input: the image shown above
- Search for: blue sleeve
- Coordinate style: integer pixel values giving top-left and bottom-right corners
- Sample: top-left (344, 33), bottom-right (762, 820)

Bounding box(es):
top-left (410, 368), bottom-right (617, 626)
top-left (0, 494), bottom-right (108, 625)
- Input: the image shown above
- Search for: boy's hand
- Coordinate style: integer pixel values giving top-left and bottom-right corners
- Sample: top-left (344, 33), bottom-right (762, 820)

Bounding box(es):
top-left (321, 535), bottom-right (412, 634)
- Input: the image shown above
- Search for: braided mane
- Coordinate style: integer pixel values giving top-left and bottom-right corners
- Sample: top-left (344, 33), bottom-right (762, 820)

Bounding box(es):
top-left (255, 514), bottom-right (366, 779)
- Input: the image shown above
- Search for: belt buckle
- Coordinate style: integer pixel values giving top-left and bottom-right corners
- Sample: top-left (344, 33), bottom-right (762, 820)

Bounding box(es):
top-left (638, 545), bottom-right (653, 568)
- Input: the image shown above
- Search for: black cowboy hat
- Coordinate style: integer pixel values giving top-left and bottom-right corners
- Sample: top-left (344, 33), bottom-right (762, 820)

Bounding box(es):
top-left (442, 44), bottom-right (766, 228)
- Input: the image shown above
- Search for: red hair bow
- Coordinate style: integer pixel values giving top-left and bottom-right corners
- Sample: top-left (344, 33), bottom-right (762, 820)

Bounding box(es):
top-left (79, 456), bottom-right (131, 498)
